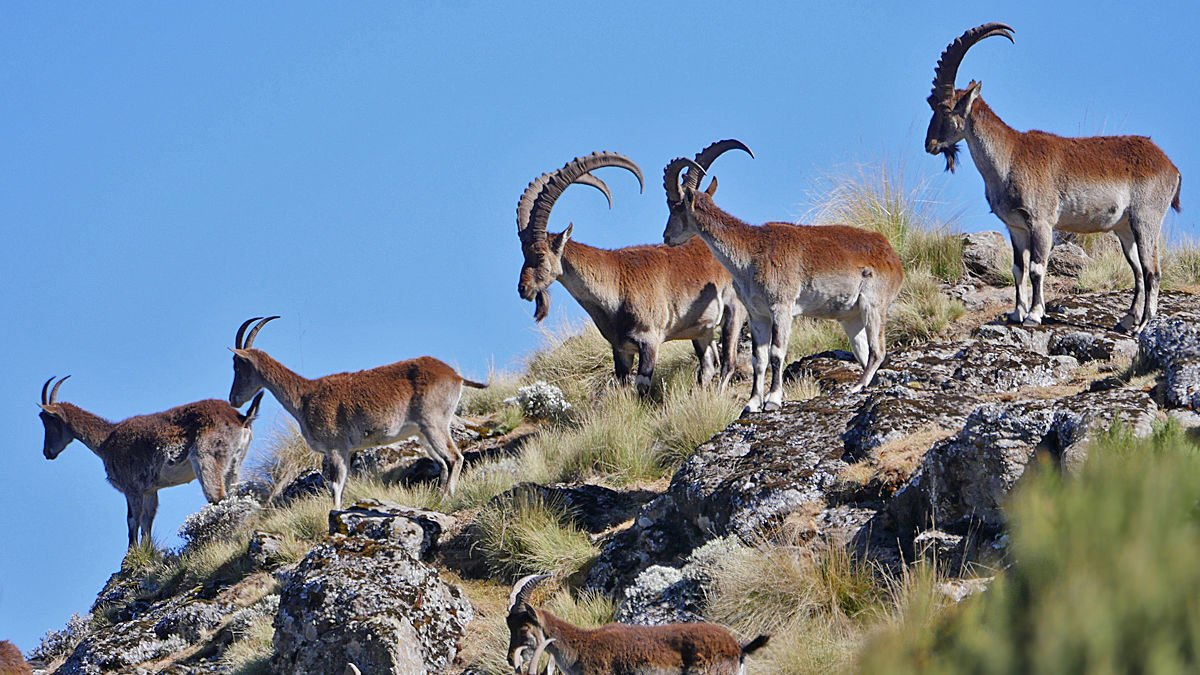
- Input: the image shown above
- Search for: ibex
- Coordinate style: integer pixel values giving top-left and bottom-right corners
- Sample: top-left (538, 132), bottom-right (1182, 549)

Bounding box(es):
top-left (662, 141), bottom-right (904, 413)
top-left (0, 640), bottom-right (31, 675)
top-left (517, 151), bottom-right (745, 395)
top-left (228, 317), bottom-right (485, 507)
top-left (507, 575), bottom-right (769, 675)
top-left (38, 376), bottom-right (262, 549)
top-left (925, 23), bottom-right (1181, 332)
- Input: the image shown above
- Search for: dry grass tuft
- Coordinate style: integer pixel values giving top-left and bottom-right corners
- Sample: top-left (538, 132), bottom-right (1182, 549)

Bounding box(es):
top-left (888, 269), bottom-right (966, 346)
top-left (473, 491), bottom-right (598, 580)
top-left (840, 426), bottom-right (955, 494)
top-left (809, 163), bottom-right (963, 283)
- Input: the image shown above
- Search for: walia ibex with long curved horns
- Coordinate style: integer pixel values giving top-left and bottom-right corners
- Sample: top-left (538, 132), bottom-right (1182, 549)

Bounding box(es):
top-left (663, 140), bottom-right (904, 413)
top-left (228, 316), bottom-right (486, 507)
top-left (38, 375), bottom-right (262, 549)
top-left (506, 574), bottom-right (769, 675)
top-left (925, 22), bottom-right (1181, 333)
top-left (516, 151), bottom-right (744, 395)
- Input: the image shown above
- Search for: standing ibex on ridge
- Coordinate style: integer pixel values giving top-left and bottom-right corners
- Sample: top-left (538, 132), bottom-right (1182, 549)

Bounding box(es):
top-left (925, 23), bottom-right (1181, 332)
top-left (663, 141), bottom-right (904, 414)
top-left (38, 376), bottom-right (263, 549)
top-left (228, 316), bottom-right (485, 507)
top-left (507, 575), bottom-right (769, 675)
top-left (517, 151), bottom-right (745, 395)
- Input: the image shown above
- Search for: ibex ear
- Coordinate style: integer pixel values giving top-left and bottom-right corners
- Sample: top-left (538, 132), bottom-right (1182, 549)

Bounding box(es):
top-left (956, 80), bottom-right (982, 116)
top-left (551, 224), bottom-right (572, 256)
top-left (705, 176), bottom-right (718, 197)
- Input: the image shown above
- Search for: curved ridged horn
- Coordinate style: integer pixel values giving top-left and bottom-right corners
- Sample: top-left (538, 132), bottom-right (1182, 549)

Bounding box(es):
top-left (663, 157), bottom-right (706, 203)
top-left (235, 317), bottom-right (263, 349)
top-left (244, 316), bottom-right (280, 349)
top-left (930, 23), bottom-right (1014, 103)
top-left (50, 375), bottom-right (70, 403)
top-left (684, 139), bottom-right (754, 191)
top-left (41, 376), bottom-right (56, 405)
top-left (526, 638), bottom-right (556, 675)
top-left (517, 172), bottom-right (619, 243)
top-left (508, 574), bottom-right (551, 612)
top-left (524, 152), bottom-right (644, 241)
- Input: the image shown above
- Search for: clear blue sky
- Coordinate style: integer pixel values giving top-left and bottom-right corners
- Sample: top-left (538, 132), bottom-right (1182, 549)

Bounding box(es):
top-left (2, 2), bottom-right (1196, 651)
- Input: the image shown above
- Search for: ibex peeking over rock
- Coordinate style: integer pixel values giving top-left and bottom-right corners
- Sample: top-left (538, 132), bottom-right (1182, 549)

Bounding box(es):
top-left (228, 317), bottom-right (486, 507)
top-left (38, 376), bottom-right (262, 549)
top-left (507, 575), bottom-right (769, 675)
top-left (925, 23), bottom-right (1181, 333)
top-left (663, 141), bottom-right (904, 413)
top-left (517, 152), bottom-right (745, 395)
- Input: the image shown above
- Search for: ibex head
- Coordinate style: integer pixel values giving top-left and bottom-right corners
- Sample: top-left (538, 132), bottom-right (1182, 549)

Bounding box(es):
top-left (516, 152), bottom-right (643, 322)
top-left (924, 22), bottom-right (1014, 172)
top-left (229, 316), bottom-right (278, 407)
top-left (506, 574), bottom-right (551, 671)
top-left (663, 140), bottom-right (753, 246)
top-left (38, 375), bottom-right (73, 459)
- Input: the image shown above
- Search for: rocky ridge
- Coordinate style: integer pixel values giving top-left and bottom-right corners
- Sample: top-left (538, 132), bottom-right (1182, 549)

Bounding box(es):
top-left (26, 233), bottom-right (1200, 673)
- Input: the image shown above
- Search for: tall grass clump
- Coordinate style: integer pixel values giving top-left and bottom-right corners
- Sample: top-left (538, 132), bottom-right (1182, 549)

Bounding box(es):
top-left (810, 163), bottom-right (963, 282)
top-left (706, 543), bottom-right (894, 674)
top-left (858, 421), bottom-right (1200, 674)
top-left (474, 491), bottom-right (597, 579)
top-left (888, 269), bottom-right (966, 345)
top-left (525, 323), bottom-right (617, 406)
top-left (787, 317), bottom-right (851, 364)
top-left (249, 425), bottom-right (320, 502)
top-left (221, 614), bottom-right (273, 675)
top-left (652, 381), bottom-right (741, 469)
top-left (518, 389), bottom-right (659, 486)
top-left (1163, 238), bottom-right (1200, 291)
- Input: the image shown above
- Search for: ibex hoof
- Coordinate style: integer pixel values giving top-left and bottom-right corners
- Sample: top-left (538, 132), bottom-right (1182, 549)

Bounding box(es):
top-left (764, 401), bottom-right (782, 412)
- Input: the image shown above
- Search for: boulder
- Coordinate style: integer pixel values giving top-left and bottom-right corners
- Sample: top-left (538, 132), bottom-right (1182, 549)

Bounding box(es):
top-left (1139, 315), bottom-right (1200, 410)
top-left (328, 500), bottom-right (454, 560)
top-left (272, 536), bottom-right (473, 675)
top-left (1048, 241), bottom-right (1089, 278)
top-left (962, 231), bottom-right (1011, 285)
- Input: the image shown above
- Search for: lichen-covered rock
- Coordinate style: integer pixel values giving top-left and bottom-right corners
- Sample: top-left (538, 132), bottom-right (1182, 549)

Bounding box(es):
top-left (274, 469), bottom-right (328, 506)
top-left (272, 536), bottom-right (473, 675)
top-left (1139, 316), bottom-right (1200, 410)
top-left (350, 443), bottom-right (425, 477)
top-left (328, 500), bottom-right (454, 559)
top-left (615, 537), bottom-right (744, 625)
top-left (890, 387), bottom-right (1158, 537)
top-left (178, 495), bottom-right (261, 551)
top-left (247, 530), bottom-right (286, 571)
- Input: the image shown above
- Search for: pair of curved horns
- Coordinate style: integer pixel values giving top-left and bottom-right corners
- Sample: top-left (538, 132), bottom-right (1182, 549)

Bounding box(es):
top-left (519, 638), bottom-right (556, 675)
top-left (235, 316), bottom-right (279, 350)
top-left (41, 376), bottom-right (70, 405)
top-left (664, 139), bottom-right (754, 202)
top-left (516, 152), bottom-right (645, 242)
top-left (930, 22), bottom-right (1015, 102)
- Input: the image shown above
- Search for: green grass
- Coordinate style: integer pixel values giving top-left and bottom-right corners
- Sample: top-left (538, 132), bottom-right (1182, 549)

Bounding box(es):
top-left (787, 316), bottom-right (851, 364)
top-left (857, 421), bottom-right (1200, 674)
top-left (473, 491), bottom-right (598, 580)
top-left (249, 425), bottom-right (321, 503)
top-left (809, 162), bottom-right (963, 282)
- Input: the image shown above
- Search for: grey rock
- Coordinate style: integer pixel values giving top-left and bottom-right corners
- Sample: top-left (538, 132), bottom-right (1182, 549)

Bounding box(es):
top-left (1048, 242), bottom-right (1089, 278)
top-left (1139, 316), bottom-right (1200, 410)
top-left (272, 536), bottom-right (472, 675)
top-left (616, 537), bottom-right (744, 626)
top-left (274, 469), bottom-right (327, 506)
top-left (501, 483), bottom-right (659, 534)
top-left (328, 500), bottom-right (454, 560)
top-left (247, 530), bottom-right (287, 571)
top-left (962, 231), bottom-right (1011, 286)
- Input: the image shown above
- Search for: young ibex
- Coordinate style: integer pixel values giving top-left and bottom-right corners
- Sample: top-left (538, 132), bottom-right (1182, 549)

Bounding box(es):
top-left (925, 23), bottom-right (1181, 332)
top-left (517, 151), bottom-right (745, 395)
top-left (662, 141), bottom-right (904, 413)
top-left (507, 575), bottom-right (769, 675)
top-left (38, 376), bottom-right (262, 549)
top-left (228, 317), bottom-right (485, 507)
